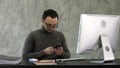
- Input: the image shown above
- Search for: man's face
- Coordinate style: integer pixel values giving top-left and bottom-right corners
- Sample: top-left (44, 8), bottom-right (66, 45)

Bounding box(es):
top-left (42, 16), bottom-right (58, 33)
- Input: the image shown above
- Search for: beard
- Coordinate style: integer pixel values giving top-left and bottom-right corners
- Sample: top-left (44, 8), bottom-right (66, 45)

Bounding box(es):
top-left (42, 26), bottom-right (54, 34)
top-left (47, 28), bottom-right (54, 33)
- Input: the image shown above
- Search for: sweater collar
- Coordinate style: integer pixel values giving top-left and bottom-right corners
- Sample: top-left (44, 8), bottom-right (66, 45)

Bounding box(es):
top-left (40, 27), bottom-right (54, 34)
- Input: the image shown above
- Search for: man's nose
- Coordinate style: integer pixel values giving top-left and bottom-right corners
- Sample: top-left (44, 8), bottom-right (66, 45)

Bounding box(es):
top-left (50, 27), bottom-right (54, 30)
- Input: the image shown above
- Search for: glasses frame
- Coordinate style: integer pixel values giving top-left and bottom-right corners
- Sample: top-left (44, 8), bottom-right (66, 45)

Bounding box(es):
top-left (44, 22), bottom-right (58, 29)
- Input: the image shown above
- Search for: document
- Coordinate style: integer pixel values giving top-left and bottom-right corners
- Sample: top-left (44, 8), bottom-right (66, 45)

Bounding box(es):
top-left (34, 60), bottom-right (57, 65)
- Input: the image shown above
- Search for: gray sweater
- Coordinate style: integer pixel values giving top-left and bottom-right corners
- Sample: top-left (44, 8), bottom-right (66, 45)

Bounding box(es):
top-left (22, 28), bottom-right (71, 61)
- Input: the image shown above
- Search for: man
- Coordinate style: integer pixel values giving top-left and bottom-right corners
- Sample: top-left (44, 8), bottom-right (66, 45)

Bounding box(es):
top-left (19, 9), bottom-right (71, 64)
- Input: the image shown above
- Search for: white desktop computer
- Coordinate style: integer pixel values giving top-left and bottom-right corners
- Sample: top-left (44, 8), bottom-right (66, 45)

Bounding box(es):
top-left (76, 14), bottom-right (120, 63)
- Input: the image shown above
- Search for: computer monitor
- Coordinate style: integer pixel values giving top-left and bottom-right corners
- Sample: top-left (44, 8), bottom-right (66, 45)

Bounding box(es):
top-left (76, 14), bottom-right (120, 63)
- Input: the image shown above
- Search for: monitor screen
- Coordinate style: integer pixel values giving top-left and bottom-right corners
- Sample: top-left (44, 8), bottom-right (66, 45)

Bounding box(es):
top-left (76, 14), bottom-right (120, 55)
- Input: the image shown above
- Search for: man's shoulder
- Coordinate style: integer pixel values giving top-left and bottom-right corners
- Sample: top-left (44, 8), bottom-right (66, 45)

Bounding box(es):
top-left (54, 30), bottom-right (63, 34)
top-left (29, 29), bottom-right (41, 35)
top-left (32, 29), bottom-right (40, 33)
top-left (54, 30), bottom-right (65, 37)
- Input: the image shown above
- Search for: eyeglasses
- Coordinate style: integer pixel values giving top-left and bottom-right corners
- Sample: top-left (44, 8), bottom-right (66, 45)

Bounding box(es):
top-left (44, 22), bottom-right (58, 29)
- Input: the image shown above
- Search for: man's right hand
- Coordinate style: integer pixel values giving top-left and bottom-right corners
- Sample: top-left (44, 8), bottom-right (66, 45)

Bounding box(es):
top-left (43, 47), bottom-right (55, 55)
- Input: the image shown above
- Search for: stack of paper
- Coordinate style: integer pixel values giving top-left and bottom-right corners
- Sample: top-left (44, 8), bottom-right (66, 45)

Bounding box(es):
top-left (34, 60), bottom-right (57, 65)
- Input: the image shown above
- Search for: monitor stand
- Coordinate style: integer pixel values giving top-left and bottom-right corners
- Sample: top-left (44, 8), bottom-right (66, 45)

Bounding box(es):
top-left (90, 34), bottom-right (115, 63)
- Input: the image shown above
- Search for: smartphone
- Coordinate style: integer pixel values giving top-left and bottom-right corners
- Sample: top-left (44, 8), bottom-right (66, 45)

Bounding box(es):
top-left (54, 45), bottom-right (61, 48)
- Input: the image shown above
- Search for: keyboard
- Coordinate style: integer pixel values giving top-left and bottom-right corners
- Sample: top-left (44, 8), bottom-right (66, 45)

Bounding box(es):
top-left (55, 58), bottom-right (85, 63)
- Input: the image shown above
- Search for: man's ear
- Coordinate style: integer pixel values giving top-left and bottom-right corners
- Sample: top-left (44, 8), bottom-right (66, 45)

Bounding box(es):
top-left (41, 20), bottom-right (45, 26)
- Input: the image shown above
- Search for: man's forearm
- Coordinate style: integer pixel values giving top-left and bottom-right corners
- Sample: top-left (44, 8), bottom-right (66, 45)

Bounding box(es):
top-left (60, 51), bottom-right (71, 59)
top-left (23, 50), bottom-right (45, 60)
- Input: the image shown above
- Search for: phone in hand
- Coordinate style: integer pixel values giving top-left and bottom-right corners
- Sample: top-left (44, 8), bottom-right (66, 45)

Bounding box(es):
top-left (54, 45), bottom-right (61, 48)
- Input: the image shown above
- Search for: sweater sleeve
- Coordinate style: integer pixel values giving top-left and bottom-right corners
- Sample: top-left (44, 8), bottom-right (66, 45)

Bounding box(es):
top-left (58, 32), bottom-right (71, 59)
top-left (22, 32), bottom-right (45, 61)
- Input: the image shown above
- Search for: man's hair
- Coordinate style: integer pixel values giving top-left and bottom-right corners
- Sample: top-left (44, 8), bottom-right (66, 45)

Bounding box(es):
top-left (42, 9), bottom-right (59, 20)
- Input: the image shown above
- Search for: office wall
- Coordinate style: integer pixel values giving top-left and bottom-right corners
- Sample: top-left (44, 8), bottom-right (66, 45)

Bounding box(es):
top-left (0, 0), bottom-right (120, 59)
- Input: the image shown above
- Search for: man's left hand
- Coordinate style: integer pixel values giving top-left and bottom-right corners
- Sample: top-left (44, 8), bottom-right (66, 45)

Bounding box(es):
top-left (54, 47), bottom-right (63, 55)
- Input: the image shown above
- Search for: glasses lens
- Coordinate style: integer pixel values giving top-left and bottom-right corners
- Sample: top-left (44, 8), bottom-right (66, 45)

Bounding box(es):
top-left (45, 22), bottom-right (58, 29)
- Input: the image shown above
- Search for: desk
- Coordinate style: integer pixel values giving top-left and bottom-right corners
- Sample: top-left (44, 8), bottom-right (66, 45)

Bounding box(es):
top-left (0, 59), bottom-right (120, 68)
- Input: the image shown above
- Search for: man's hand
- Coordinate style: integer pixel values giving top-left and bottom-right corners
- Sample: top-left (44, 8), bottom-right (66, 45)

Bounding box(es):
top-left (55, 47), bottom-right (63, 55)
top-left (43, 47), bottom-right (55, 55)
